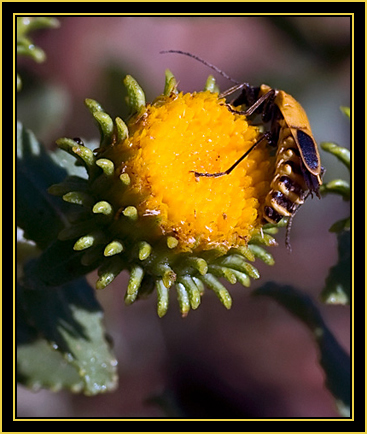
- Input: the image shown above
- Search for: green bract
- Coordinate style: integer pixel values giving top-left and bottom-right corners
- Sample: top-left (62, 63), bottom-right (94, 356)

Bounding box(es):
top-left (50, 72), bottom-right (279, 317)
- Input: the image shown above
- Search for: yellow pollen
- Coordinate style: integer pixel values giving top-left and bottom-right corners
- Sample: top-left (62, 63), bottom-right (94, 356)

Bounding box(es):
top-left (110, 91), bottom-right (273, 252)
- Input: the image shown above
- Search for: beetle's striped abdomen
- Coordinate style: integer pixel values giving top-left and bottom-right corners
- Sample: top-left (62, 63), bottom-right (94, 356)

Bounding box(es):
top-left (263, 120), bottom-right (309, 225)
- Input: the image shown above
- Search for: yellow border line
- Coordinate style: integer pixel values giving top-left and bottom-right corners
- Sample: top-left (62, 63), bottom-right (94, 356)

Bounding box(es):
top-left (14, 12), bottom-right (353, 424)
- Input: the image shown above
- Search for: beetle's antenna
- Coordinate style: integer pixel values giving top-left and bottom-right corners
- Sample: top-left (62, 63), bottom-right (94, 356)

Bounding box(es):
top-left (285, 216), bottom-right (294, 253)
top-left (160, 50), bottom-right (240, 85)
top-left (285, 191), bottom-right (313, 252)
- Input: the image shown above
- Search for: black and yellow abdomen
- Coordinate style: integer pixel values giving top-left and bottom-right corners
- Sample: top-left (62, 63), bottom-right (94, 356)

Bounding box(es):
top-left (263, 120), bottom-right (309, 225)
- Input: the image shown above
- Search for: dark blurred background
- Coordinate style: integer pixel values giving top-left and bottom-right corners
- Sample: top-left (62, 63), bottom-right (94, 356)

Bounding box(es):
top-left (17, 16), bottom-right (350, 418)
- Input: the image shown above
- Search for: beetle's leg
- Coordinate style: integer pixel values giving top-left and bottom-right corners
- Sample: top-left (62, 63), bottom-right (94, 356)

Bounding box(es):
top-left (219, 83), bottom-right (249, 98)
top-left (244, 90), bottom-right (276, 117)
top-left (231, 85), bottom-right (260, 108)
top-left (230, 90), bottom-right (276, 117)
top-left (191, 133), bottom-right (271, 178)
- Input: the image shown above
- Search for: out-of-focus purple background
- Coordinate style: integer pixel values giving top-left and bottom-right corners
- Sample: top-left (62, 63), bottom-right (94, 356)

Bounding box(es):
top-left (17, 16), bottom-right (350, 418)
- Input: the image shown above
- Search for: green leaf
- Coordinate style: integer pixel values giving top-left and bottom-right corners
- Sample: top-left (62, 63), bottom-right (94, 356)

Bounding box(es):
top-left (340, 106), bottom-right (350, 119)
top-left (17, 121), bottom-right (70, 249)
top-left (17, 338), bottom-right (84, 393)
top-left (320, 142), bottom-right (350, 170)
top-left (17, 279), bottom-right (118, 395)
top-left (17, 304), bottom-right (83, 392)
top-left (17, 122), bottom-right (117, 394)
top-left (17, 122), bottom-right (93, 256)
top-left (17, 17), bottom-right (60, 40)
top-left (17, 17), bottom-right (60, 90)
top-left (23, 239), bottom-right (100, 289)
top-left (17, 121), bottom-right (100, 289)
top-left (321, 230), bottom-right (350, 305)
top-left (318, 125), bottom-right (350, 305)
top-left (329, 217), bottom-right (350, 234)
top-left (253, 283), bottom-right (350, 416)
top-left (320, 179), bottom-right (350, 200)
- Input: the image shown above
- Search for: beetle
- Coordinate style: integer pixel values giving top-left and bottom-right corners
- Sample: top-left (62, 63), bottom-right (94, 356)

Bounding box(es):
top-left (222, 83), bottom-right (323, 225)
top-left (161, 50), bottom-right (323, 245)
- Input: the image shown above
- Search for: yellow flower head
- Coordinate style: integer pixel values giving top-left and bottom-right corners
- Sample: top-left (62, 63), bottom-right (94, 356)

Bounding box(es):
top-left (51, 71), bottom-right (278, 317)
top-left (103, 89), bottom-right (272, 253)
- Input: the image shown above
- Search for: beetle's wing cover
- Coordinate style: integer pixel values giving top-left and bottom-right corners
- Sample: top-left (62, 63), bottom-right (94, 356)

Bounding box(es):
top-left (276, 91), bottom-right (321, 177)
top-left (296, 129), bottom-right (321, 175)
